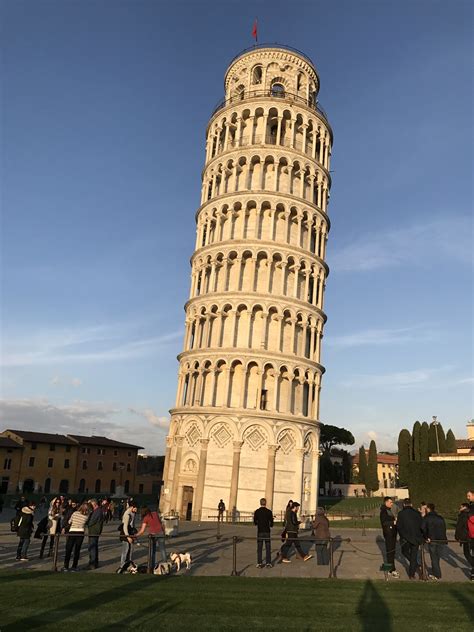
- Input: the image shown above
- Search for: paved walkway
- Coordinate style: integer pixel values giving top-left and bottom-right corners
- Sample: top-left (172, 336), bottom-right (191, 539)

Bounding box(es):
top-left (0, 509), bottom-right (470, 582)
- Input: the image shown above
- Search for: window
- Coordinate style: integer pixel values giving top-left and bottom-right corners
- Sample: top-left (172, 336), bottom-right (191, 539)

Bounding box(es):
top-left (126, 463), bottom-right (131, 472)
top-left (113, 462), bottom-right (117, 472)
top-left (3, 458), bottom-right (12, 470)
top-left (95, 479), bottom-right (101, 493)
top-left (59, 479), bottom-right (69, 493)
top-left (28, 457), bottom-right (35, 467)
top-left (127, 451), bottom-right (132, 457)
top-left (64, 459), bottom-right (70, 469)
top-left (82, 447), bottom-right (90, 455)
top-left (7, 449), bottom-right (12, 453)
top-left (98, 461), bottom-right (103, 471)
top-left (44, 478), bottom-right (51, 494)
top-left (78, 478), bottom-right (86, 493)
top-left (110, 479), bottom-right (116, 494)
top-left (31, 442), bottom-right (37, 450)
top-left (271, 83), bottom-right (285, 97)
top-left (82, 460), bottom-right (87, 470)
top-left (124, 480), bottom-right (130, 494)
top-left (47, 458), bottom-right (54, 468)
top-left (114, 450), bottom-right (118, 457)
top-left (138, 483), bottom-right (144, 494)
top-left (259, 389), bottom-right (268, 410)
top-left (97, 448), bottom-right (105, 455)
top-left (49, 444), bottom-right (55, 451)
top-left (251, 64), bottom-right (263, 85)
top-left (66, 445), bottom-right (71, 453)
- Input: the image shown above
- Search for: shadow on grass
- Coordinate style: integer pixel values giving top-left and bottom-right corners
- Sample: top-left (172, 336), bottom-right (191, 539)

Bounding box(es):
top-left (1, 575), bottom-right (170, 631)
top-left (450, 588), bottom-right (474, 624)
top-left (356, 580), bottom-right (392, 632)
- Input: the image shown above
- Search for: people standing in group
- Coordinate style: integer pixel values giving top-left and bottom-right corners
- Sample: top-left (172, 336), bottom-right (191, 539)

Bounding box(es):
top-left (418, 501), bottom-right (428, 519)
top-left (15, 501), bottom-right (36, 561)
top-left (279, 501), bottom-right (312, 563)
top-left (396, 498), bottom-right (423, 579)
top-left (87, 498), bottom-right (104, 570)
top-left (312, 507), bottom-right (331, 566)
top-left (422, 503), bottom-right (447, 581)
top-left (253, 498), bottom-right (274, 568)
top-left (217, 499), bottom-right (226, 523)
top-left (379, 497), bottom-right (399, 578)
top-left (14, 496), bottom-right (27, 514)
top-left (120, 501), bottom-right (138, 568)
top-left (62, 502), bottom-right (89, 572)
top-left (136, 507), bottom-right (167, 568)
top-left (466, 490), bottom-right (474, 580)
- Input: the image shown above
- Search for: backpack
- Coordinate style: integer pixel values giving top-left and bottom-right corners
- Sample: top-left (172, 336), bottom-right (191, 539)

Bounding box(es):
top-left (468, 515), bottom-right (474, 539)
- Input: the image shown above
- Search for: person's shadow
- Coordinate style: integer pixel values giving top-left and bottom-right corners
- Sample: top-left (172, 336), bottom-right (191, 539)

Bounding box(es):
top-left (356, 580), bottom-right (393, 631)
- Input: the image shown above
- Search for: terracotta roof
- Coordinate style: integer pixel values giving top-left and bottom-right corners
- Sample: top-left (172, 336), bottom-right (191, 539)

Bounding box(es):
top-left (68, 435), bottom-right (143, 450)
top-left (4, 430), bottom-right (78, 445)
top-left (353, 452), bottom-right (398, 465)
top-left (455, 439), bottom-right (474, 449)
top-left (0, 437), bottom-right (23, 448)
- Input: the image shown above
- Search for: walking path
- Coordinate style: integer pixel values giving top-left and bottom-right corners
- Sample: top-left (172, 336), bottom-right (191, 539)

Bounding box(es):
top-left (0, 509), bottom-right (470, 582)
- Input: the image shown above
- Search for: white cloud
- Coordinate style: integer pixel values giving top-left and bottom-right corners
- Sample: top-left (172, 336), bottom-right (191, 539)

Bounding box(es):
top-left (326, 325), bottom-right (436, 349)
top-left (342, 365), bottom-right (455, 389)
top-left (330, 215), bottom-right (473, 272)
top-left (1, 323), bottom-right (182, 367)
top-left (129, 407), bottom-right (170, 430)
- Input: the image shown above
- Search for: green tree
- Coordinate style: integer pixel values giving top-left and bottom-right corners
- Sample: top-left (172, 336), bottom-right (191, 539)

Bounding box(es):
top-left (446, 429), bottom-right (457, 453)
top-left (366, 440), bottom-right (379, 494)
top-left (319, 424), bottom-right (355, 454)
top-left (429, 423), bottom-right (439, 455)
top-left (412, 421), bottom-right (421, 462)
top-left (438, 424), bottom-right (447, 453)
top-left (358, 445), bottom-right (367, 486)
top-left (398, 429), bottom-right (412, 485)
top-left (319, 452), bottom-right (334, 487)
top-left (420, 422), bottom-right (430, 461)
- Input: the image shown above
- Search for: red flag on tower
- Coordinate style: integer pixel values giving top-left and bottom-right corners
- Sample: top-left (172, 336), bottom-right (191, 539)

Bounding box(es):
top-left (252, 19), bottom-right (258, 43)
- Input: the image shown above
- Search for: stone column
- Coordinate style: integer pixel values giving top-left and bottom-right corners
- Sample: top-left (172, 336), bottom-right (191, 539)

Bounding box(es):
top-left (193, 439), bottom-right (210, 520)
top-left (294, 448), bottom-right (306, 504)
top-left (310, 443), bottom-right (320, 512)
top-left (276, 116), bottom-right (283, 145)
top-left (229, 441), bottom-right (243, 514)
top-left (265, 444), bottom-right (279, 508)
top-left (235, 117), bottom-right (242, 147)
top-left (169, 436), bottom-right (184, 512)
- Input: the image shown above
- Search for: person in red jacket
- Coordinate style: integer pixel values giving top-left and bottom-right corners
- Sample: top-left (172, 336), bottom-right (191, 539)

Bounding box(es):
top-left (136, 506), bottom-right (167, 568)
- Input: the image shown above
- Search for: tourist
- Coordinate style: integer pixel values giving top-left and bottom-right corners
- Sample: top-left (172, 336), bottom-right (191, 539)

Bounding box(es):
top-left (63, 501), bottom-right (90, 572)
top-left (253, 498), bottom-right (274, 568)
top-left (40, 497), bottom-right (61, 558)
top-left (120, 501), bottom-right (138, 568)
top-left (14, 495), bottom-right (27, 513)
top-left (422, 503), bottom-right (447, 581)
top-left (312, 507), bottom-right (330, 566)
top-left (379, 496), bottom-right (399, 578)
top-left (396, 498), bottom-right (423, 579)
top-left (217, 499), bottom-right (226, 523)
top-left (87, 498), bottom-right (104, 570)
top-left (467, 490), bottom-right (474, 580)
top-left (281, 500), bottom-right (293, 542)
top-left (136, 506), bottom-right (167, 568)
top-left (418, 501), bottom-right (428, 518)
top-left (279, 502), bottom-right (312, 563)
top-left (15, 500), bottom-right (36, 561)
top-left (62, 499), bottom-right (78, 531)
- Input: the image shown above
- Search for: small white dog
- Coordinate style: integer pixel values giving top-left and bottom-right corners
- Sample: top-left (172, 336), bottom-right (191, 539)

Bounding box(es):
top-left (170, 552), bottom-right (192, 571)
top-left (154, 562), bottom-right (172, 576)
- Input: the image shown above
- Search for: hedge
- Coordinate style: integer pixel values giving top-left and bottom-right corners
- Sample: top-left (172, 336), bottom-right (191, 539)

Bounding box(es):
top-left (407, 461), bottom-right (473, 517)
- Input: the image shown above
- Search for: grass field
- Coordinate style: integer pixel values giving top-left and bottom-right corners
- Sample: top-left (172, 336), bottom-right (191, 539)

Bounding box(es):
top-left (0, 572), bottom-right (472, 631)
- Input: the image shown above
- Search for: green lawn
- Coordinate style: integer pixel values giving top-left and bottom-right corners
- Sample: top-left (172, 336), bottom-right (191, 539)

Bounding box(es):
top-left (0, 572), bottom-right (472, 631)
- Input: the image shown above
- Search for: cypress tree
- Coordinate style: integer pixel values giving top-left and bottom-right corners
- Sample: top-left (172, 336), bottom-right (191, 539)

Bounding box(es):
top-left (420, 422), bottom-right (430, 461)
top-left (438, 424), bottom-right (447, 453)
top-left (398, 429), bottom-right (412, 485)
top-left (428, 423), bottom-right (439, 455)
top-left (446, 429), bottom-right (457, 453)
top-left (358, 445), bottom-right (367, 486)
top-left (366, 440), bottom-right (379, 494)
top-left (412, 421), bottom-right (421, 462)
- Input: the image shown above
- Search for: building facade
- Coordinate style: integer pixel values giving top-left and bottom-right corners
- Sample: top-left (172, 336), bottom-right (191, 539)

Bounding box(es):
top-left (0, 430), bottom-right (145, 496)
top-left (161, 45), bottom-right (333, 519)
top-left (352, 452), bottom-right (399, 488)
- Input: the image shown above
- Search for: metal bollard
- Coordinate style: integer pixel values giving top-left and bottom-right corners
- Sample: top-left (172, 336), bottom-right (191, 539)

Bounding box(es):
top-left (329, 539), bottom-right (334, 579)
top-left (147, 535), bottom-right (153, 574)
top-left (231, 536), bottom-right (238, 576)
top-left (52, 533), bottom-right (60, 572)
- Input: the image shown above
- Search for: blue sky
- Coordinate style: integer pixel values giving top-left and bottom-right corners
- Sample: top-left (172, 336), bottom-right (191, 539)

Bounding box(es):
top-left (1, 0), bottom-right (472, 453)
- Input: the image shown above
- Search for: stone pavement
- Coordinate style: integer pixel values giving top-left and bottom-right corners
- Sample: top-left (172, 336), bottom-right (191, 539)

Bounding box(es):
top-left (0, 508), bottom-right (470, 582)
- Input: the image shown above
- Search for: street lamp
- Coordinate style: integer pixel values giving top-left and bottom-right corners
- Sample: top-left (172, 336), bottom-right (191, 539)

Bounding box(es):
top-left (432, 416), bottom-right (440, 454)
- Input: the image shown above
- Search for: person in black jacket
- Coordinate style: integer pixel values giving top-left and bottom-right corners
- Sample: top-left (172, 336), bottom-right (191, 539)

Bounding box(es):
top-left (455, 503), bottom-right (473, 575)
top-left (422, 503), bottom-right (447, 580)
top-left (396, 498), bottom-right (423, 579)
top-left (279, 502), bottom-right (312, 563)
top-left (379, 497), bottom-right (399, 577)
top-left (16, 501), bottom-right (36, 561)
top-left (253, 498), bottom-right (274, 568)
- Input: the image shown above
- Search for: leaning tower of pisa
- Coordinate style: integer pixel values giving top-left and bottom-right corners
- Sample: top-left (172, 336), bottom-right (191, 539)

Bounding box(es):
top-left (161, 45), bottom-right (333, 520)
